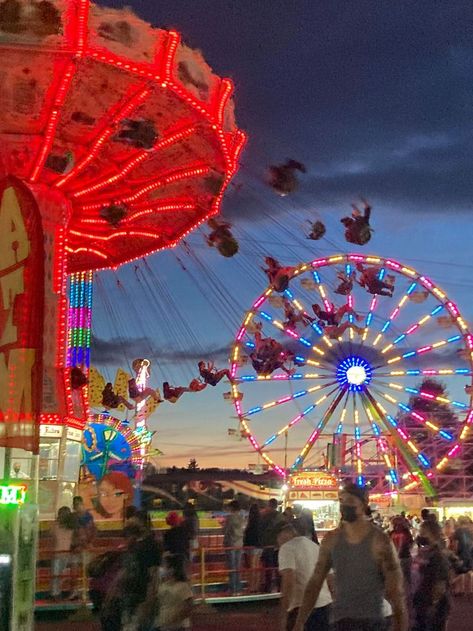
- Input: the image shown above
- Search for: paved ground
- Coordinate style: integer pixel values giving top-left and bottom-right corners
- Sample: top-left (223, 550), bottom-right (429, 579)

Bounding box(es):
top-left (34, 596), bottom-right (473, 630)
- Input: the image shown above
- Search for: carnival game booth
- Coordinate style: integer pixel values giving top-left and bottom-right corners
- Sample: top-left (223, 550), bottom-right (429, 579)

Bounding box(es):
top-left (287, 471), bottom-right (339, 531)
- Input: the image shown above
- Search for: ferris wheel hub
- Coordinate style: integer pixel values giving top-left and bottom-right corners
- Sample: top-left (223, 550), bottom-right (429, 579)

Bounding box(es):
top-left (336, 356), bottom-right (373, 392)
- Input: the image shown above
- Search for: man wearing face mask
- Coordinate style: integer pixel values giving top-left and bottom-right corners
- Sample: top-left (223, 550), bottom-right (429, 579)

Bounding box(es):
top-left (294, 482), bottom-right (407, 631)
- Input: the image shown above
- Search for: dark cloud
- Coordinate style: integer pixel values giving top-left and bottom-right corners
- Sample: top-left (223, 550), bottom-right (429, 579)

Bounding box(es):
top-left (91, 336), bottom-right (230, 366)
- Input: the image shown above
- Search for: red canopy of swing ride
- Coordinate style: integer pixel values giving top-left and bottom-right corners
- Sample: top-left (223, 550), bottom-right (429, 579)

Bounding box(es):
top-left (0, 0), bottom-right (246, 272)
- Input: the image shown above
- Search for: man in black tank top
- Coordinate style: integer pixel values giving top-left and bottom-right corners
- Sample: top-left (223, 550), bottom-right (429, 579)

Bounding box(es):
top-left (294, 483), bottom-right (408, 631)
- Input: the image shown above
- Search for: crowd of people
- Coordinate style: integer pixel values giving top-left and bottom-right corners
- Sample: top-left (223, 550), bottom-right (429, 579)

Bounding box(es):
top-left (48, 492), bottom-right (473, 630)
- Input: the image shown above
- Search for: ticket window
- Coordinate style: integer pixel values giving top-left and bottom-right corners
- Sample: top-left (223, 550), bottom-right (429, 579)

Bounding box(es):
top-left (38, 440), bottom-right (60, 480)
top-left (0, 448), bottom-right (34, 481)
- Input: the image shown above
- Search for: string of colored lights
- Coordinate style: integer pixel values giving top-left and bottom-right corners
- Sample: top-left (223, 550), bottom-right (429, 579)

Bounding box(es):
top-left (67, 271), bottom-right (93, 367)
top-left (359, 394), bottom-right (398, 486)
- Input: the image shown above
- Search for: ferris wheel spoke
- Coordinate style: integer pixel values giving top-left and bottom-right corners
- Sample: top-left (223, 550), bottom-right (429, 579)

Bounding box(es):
top-left (379, 304), bottom-right (445, 355)
top-left (233, 371), bottom-right (335, 384)
top-left (241, 379), bottom-right (339, 418)
top-left (359, 393), bottom-right (399, 486)
top-left (375, 379), bottom-right (468, 412)
top-left (261, 384), bottom-right (341, 448)
top-left (352, 394), bottom-right (366, 486)
top-left (382, 332), bottom-right (463, 367)
top-left (255, 308), bottom-right (330, 358)
top-left (363, 388), bottom-right (436, 496)
top-left (372, 281), bottom-right (418, 348)
top-left (369, 382), bottom-right (455, 442)
top-left (360, 295), bottom-right (379, 345)
top-left (291, 388), bottom-right (346, 470)
top-left (334, 391), bottom-right (351, 434)
top-left (375, 368), bottom-right (472, 378)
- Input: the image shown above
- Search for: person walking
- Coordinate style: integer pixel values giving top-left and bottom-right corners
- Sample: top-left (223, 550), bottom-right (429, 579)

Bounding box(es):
top-left (260, 498), bottom-right (285, 592)
top-left (223, 500), bottom-right (244, 594)
top-left (244, 503), bottom-right (262, 592)
top-left (390, 516), bottom-right (414, 587)
top-left (412, 520), bottom-right (451, 631)
top-left (70, 495), bottom-right (96, 599)
top-left (294, 483), bottom-right (407, 631)
top-left (278, 523), bottom-right (331, 631)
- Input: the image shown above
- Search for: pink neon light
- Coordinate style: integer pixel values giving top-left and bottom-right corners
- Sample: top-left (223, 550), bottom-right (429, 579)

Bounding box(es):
top-left (420, 276), bottom-right (433, 288)
top-left (253, 296), bottom-right (266, 309)
top-left (386, 260), bottom-right (401, 269)
top-left (447, 301), bottom-right (459, 316)
top-left (417, 346), bottom-right (432, 354)
top-left (397, 428), bottom-right (408, 440)
top-left (285, 329), bottom-right (299, 339)
top-left (311, 259), bottom-right (327, 267)
top-left (369, 296), bottom-right (377, 310)
top-left (277, 396), bottom-right (292, 404)
top-left (420, 392), bottom-right (434, 399)
top-left (448, 444), bottom-right (460, 457)
top-left (323, 300), bottom-right (332, 312)
top-left (467, 410), bottom-right (473, 425)
top-left (348, 295), bottom-right (354, 309)
top-left (348, 254), bottom-right (365, 261)
top-left (236, 327), bottom-right (245, 341)
top-left (411, 412), bottom-right (424, 421)
top-left (406, 324), bottom-right (419, 335)
top-left (390, 308), bottom-right (400, 319)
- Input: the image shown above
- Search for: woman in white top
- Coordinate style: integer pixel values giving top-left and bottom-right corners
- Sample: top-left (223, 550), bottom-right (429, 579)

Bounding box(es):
top-left (50, 506), bottom-right (74, 598)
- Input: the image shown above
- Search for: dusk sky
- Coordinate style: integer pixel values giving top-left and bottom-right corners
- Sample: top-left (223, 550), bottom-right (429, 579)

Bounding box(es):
top-left (92, 1), bottom-right (473, 469)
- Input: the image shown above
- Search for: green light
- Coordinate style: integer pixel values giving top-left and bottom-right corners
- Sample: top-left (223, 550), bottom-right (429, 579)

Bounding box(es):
top-left (0, 484), bottom-right (27, 505)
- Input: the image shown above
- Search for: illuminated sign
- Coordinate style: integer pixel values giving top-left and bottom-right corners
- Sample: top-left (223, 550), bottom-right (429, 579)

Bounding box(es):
top-left (289, 472), bottom-right (338, 490)
top-left (0, 484), bottom-right (27, 505)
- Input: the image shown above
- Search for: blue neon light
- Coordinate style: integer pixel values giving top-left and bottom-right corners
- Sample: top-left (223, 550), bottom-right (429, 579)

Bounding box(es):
top-left (336, 356), bottom-right (373, 392)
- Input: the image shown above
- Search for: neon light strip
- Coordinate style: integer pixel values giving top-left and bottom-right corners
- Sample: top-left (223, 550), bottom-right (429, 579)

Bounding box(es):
top-left (364, 389), bottom-right (435, 495)
top-left (311, 270), bottom-right (335, 348)
top-left (243, 380), bottom-right (338, 417)
top-left (385, 334), bottom-right (463, 365)
top-left (362, 401), bottom-right (398, 485)
top-left (372, 283), bottom-right (417, 347)
top-left (353, 405), bottom-right (364, 486)
top-left (292, 388), bottom-right (346, 470)
top-left (30, 62), bottom-right (76, 182)
top-left (381, 305), bottom-right (444, 354)
top-left (71, 124), bottom-right (197, 198)
top-left (362, 295), bottom-right (378, 342)
top-left (256, 309), bottom-right (328, 359)
top-left (56, 86), bottom-right (152, 187)
top-left (383, 382), bottom-right (467, 410)
top-left (373, 385), bottom-right (453, 440)
top-left (376, 368), bottom-right (472, 377)
top-left (234, 372), bottom-right (332, 382)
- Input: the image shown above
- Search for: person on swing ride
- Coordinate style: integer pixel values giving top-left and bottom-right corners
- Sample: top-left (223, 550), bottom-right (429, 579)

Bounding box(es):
top-left (334, 270), bottom-right (355, 296)
top-left (127, 378), bottom-right (161, 403)
top-left (198, 360), bottom-right (231, 386)
top-left (312, 302), bottom-right (362, 326)
top-left (252, 330), bottom-right (295, 376)
top-left (101, 383), bottom-right (134, 410)
top-left (267, 159), bottom-right (307, 196)
top-left (324, 321), bottom-right (364, 340)
top-left (263, 256), bottom-right (297, 293)
top-left (283, 298), bottom-right (314, 329)
top-left (306, 219), bottom-right (326, 241)
top-left (356, 262), bottom-right (395, 297)
top-left (340, 198), bottom-right (373, 246)
top-left (113, 118), bottom-right (158, 150)
top-left (206, 217), bottom-right (239, 257)
top-left (162, 382), bottom-right (193, 404)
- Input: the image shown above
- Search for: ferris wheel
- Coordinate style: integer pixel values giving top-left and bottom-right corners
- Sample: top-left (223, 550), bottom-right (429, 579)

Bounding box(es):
top-left (230, 254), bottom-right (473, 495)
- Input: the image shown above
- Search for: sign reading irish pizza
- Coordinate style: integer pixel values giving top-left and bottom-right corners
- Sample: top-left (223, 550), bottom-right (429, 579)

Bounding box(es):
top-left (0, 179), bottom-right (44, 454)
top-left (288, 471), bottom-right (339, 501)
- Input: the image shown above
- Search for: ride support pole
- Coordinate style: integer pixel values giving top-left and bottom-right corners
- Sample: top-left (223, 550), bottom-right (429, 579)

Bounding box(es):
top-left (200, 547), bottom-right (206, 602)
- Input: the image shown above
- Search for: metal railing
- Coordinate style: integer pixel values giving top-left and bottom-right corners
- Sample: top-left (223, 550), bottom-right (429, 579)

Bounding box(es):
top-left (35, 543), bottom-right (280, 610)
